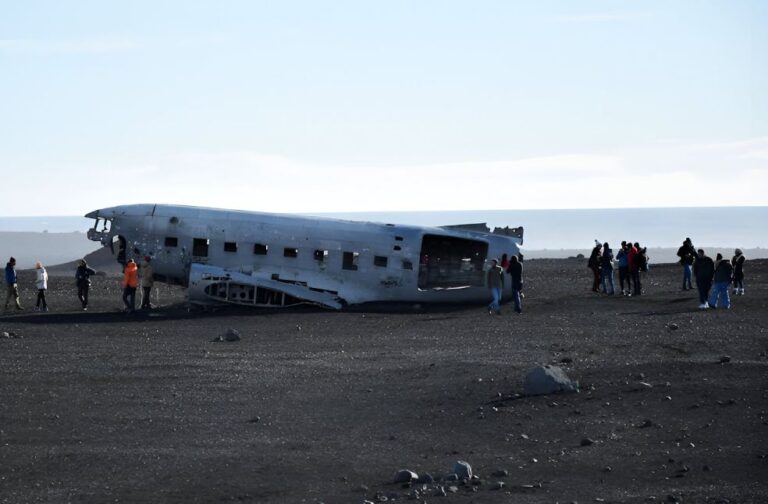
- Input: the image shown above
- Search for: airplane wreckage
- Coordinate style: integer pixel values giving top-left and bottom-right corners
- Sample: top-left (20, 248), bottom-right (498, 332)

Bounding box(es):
top-left (86, 204), bottom-right (523, 310)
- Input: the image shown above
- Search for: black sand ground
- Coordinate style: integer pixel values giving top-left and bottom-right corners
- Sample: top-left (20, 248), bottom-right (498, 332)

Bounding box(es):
top-left (1, 260), bottom-right (767, 503)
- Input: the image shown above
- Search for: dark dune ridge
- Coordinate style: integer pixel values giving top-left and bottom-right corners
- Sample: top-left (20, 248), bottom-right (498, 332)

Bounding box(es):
top-left (1, 259), bottom-right (767, 503)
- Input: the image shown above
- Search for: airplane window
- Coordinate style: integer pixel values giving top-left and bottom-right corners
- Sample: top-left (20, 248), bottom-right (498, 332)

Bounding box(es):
top-left (402, 260), bottom-right (413, 270)
top-left (313, 249), bottom-right (328, 261)
top-left (193, 238), bottom-right (209, 257)
top-left (253, 244), bottom-right (268, 255)
top-left (164, 237), bottom-right (178, 247)
top-left (342, 251), bottom-right (359, 271)
top-left (284, 247), bottom-right (298, 258)
top-left (224, 242), bottom-right (238, 252)
top-left (393, 245), bottom-right (402, 251)
top-left (395, 236), bottom-right (404, 241)
top-left (374, 256), bottom-right (388, 267)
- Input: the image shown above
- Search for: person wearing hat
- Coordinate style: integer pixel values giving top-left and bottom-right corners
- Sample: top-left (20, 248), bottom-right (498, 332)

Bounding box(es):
top-left (731, 249), bottom-right (746, 295)
top-left (676, 238), bottom-right (696, 291)
top-left (4, 257), bottom-right (23, 311)
top-left (75, 259), bottom-right (97, 311)
top-left (139, 256), bottom-right (154, 310)
top-left (122, 259), bottom-right (139, 313)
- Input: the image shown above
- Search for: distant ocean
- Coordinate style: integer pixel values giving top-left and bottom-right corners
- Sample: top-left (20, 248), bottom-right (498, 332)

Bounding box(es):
top-left (1, 207), bottom-right (765, 263)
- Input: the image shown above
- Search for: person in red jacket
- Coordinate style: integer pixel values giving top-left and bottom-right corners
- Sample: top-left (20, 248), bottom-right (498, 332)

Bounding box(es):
top-left (122, 259), bottom-right (139, 313)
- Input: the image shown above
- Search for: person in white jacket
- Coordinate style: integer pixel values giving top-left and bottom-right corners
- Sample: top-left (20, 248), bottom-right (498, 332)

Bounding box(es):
top-left (35, 261), bottom-right (49, 312)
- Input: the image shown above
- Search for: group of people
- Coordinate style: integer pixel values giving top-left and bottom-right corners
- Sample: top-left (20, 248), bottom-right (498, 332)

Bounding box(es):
top-left (588, 240), bottom-right (649, 296)
top-left (486, 253), bottom-right (524, 315)
top-left (2, 255), bottom-right (155, 314)
top-left (677, 238), bottom-right (746, 310)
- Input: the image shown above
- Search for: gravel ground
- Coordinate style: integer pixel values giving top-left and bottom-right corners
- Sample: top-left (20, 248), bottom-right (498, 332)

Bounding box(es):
top-left (1, 259), bottom-right (767, 503)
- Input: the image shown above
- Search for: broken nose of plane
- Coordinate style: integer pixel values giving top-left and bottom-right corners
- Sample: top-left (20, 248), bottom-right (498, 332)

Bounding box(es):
top-left (85, 209), bottom-right (100, 219)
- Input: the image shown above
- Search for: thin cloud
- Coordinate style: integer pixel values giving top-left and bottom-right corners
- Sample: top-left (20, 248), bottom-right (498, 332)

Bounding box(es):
top-left (556, 12), bottom-right (650, 23)
top-left (0, 37), bottom-right (141, 54)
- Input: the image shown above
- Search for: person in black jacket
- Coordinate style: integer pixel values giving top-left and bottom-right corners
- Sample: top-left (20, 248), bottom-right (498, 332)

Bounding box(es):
top-left (600, 242), bottom-right (615, 295)
top-left (507, 255), bottom-right (523, 313)
top-left (693, 249), bottom-right (715, 309)
top-left (708, 254), bottom-right (733, 309)
top-left (75, 259), bottom-right (97, 311)
top-left (731, 249), bottom-right (746, 295)
top-left (676, 238), bottom-right (696, 290)
top-left (587, 242), bottom-right (602, 293)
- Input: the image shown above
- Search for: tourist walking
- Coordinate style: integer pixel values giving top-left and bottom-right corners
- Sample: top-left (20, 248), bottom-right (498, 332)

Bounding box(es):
top-left (35, 261), bottom-right (48, 312)
top-left (4, 257), bottom-right (23, 311)
top-left (600, 242), bottom-right (615, 295)
top-left (587, 242), bottom-right (602, 293)
top-left (75, 259), bottom-right (96, 311)
top-left (676, 238), bottom-right (696, 290)
top-left (139, 256), bottom-right (154, 310)
top-left (693, 249), bottom-right (714, 309)
top-left (731, 249), bottom-right (746, 295)
top-left (507, 255), bottom-right (523, 313)
top-left (122, 259), bottom-right (139, 313)
top-left (708, 254), bottom-right (734, 309)
top-left (486, 259), bottom-right (504, 315)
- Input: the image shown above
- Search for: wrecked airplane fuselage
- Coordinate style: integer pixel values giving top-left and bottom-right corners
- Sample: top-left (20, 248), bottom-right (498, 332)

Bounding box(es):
top-left (85, 204), bottom-right (523, 309)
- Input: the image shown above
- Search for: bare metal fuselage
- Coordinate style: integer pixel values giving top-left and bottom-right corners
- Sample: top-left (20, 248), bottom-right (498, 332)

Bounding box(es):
top-left (85, 204), bottom-right (523, 309)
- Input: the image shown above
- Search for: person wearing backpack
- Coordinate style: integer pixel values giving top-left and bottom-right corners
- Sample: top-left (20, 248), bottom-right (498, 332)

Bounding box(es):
top-left (693, 249), bottom-right (715, 309)
top-left (616, 241), bottom-right (631, 296)
top-left (708, 254), bottom-right (734, 309)
top-left (731, 249), bottom-right (746, 295)
top-left (587, 241), bottom-right (602, 293)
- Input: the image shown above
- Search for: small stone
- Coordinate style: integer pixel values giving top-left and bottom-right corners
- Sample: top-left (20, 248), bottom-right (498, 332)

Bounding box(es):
top-left (444, 473), bottom-right (459, 481)
top-left (415, 473), bottom-right (433, 484)
top-left (581, 438), bottom-right (595, 447)
top-left (603, 466), bottom-right (612, 473)
top-left (531, 458), bottom-right (538, 463)
top-left (668, 323), bottom-right (679, 331)
top-left (394, 469), bottom-right (418, 484)
top-left (248, 416), bottom-right (261, 423)
top-left (356, 484), bottom-right (369, 492)
top-left (664, 395), bottom-right (672, 401)
top-left (560, 357), bottom-right (573, 364)
top-left (718, 355), bottom-right (731, 364)
top-left (433, 486), bottom-right (446, 497)
top-left (224, 328), bottom-right (241, 341)
top-left (491, 481), bottom-right (505, 490)
top-left (492, 469), bottom-right (509, 477)
top-left (639, 382), bottom-right (653, 389)
top-left (703, 465), bottom-right (712, 472)
top-left (453, 460), bottom-right (472, 479)
top-left (447, 486), bottom-right (459, 493)
top-left (638, 419), bottom-right (655, 428)
top-left (1, 332), bottom-right (9, 338)
top-left (520, 433), bottom-right (529, 440)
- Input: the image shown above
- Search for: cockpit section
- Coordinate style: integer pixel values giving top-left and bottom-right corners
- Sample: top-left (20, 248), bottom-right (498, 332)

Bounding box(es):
top-left (86, 217), bottom-right (112, 245)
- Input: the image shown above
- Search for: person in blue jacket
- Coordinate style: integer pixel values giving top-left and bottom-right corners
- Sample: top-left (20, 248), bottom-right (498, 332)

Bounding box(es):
top-left (4, 257), bottom-right (23, 311)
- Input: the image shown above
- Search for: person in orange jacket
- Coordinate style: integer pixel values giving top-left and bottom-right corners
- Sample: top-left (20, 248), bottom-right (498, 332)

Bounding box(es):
top-left (122, 259), bottom-right (139, 313)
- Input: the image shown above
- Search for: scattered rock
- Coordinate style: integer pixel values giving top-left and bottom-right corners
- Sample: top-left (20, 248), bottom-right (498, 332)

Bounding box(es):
top-left (248, 416), bottom-right (261, 423)
top-left (491, 481), bottom-right (505, 490)
top-left (224, 328), bottom-right (241, 341)
top-left (453, 461), bottom-right (472, 479)
top-left (638, 419), bottom-right (655, 428)
top-left (560, 357), bottom-right (573, 364)
top-left (580, 437), bottom-right (596, 447)
top-left (394, 469), bottom-right (418, 484)
top-left (433, 486), bottom-right (446, 497)
top-left (718, 355), bottom-right (731, 364)
top-left (491, 469), bottom-right (509, 477)
top-left (668, 323), bottom-right (679, 331)
top-left (523, 365), bottom-right (579, 396)
top-left (447, 486), bottom-right (459, 494)
top-left (415, 473), bottom-right (433, 484)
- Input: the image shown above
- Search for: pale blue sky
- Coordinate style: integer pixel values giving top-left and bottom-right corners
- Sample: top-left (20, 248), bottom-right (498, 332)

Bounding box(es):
top-left (1, 1), bottom-right (766, 215)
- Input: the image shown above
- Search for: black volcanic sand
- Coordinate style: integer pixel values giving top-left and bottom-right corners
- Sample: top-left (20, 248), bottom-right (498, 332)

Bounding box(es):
top-left (1, 260), bottom-right (767, 503)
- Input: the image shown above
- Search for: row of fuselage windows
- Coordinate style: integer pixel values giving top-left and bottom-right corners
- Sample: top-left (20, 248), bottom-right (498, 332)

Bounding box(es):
top-left (163, 236), bottom-right (413, 271)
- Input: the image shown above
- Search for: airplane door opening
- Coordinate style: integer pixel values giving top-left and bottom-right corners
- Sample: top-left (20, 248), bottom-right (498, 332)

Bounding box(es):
top-left (112, 235), bottom-right (127, 265)
top-left (418, 235), bottom-right (487, 289)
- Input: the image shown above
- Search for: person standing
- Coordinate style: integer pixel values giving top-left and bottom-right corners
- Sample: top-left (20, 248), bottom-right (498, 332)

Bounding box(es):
top-left (600, 242), bottom-right (615, 295)
top-left (676, 238), bottom-right (696, 290)
top-left (708, 254), bottom-right (734, 309)
top-left (507, 255), bottom-right (523, 313)
top-left (693, 249), bottom-right (715, 309)
top-left (4, 257), bottom-right (23, 311)
top-left (75, 259), bottom-right (96, 311)
top-left (587, 242), bottom-right (602, 293)
top-left (122, 259), bottom-right (139, 313)
top-left (731, 249), bottom-right (746, 295)
top-left (139, 256), bottom-right (154, 310)
top-left (34, 261), bottom-right (48, 312)
top-left (627, 242), bottom-right (639, 296)
top-left (486, 259), bottom-right (504, 315)
top-left (616, 241), bottom-right (630, 296)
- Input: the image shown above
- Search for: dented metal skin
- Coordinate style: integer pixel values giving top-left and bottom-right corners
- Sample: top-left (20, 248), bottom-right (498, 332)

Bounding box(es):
top-left (86, 204), bottom-right (523, 309)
